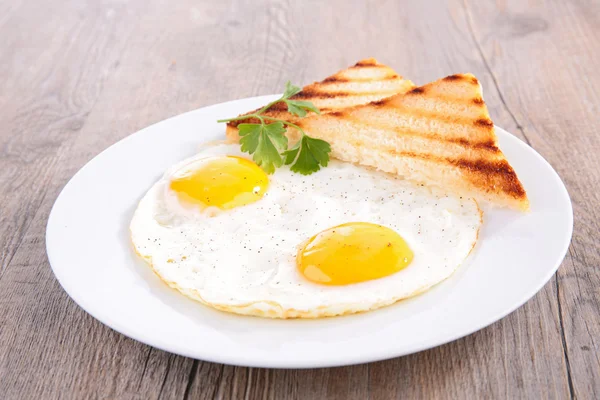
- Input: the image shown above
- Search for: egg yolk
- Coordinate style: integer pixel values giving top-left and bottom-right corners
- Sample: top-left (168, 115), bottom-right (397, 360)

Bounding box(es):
top-left (297, 222), bottom-right (413, 285)
top-left (169, 156), bottom-right (268, 210)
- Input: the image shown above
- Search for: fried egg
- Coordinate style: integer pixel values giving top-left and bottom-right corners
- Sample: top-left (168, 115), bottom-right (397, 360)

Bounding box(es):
top-left (130, 143), bottom-right (482, 318)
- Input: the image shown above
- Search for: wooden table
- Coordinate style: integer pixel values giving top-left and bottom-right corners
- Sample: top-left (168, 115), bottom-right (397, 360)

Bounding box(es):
top-left (1, 0), bottom-right (598, 398)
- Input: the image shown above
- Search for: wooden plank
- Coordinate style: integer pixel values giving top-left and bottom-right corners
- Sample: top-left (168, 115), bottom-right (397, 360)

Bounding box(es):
top-left (0, 0), bottom-right (272, 398)
top-left (0, 1), bottom-right (199, 398)
top-left (464, 1), bottom-right (600, 398)
top-left (0, 0), bottom-right (596, 398)
top-left (0, 0), bottom-right (139, 272)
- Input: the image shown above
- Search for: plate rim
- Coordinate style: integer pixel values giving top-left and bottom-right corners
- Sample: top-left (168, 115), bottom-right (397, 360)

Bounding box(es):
top-left (46, 95), bottom-right (574, 368)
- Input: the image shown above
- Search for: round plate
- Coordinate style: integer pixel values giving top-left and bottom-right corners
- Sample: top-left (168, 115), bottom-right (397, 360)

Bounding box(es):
top-left (46, 95), bottom-right (573, 368)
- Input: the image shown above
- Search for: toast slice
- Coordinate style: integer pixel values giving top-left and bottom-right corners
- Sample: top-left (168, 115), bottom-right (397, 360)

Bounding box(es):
top-left (226, 58), bottom-right (415, 141)
top-left (294, 73), bottom-right (529, 210)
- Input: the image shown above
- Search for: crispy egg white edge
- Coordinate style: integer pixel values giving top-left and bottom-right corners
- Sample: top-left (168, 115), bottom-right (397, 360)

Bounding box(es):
top-left (132, 228), bottom-right (481, 319)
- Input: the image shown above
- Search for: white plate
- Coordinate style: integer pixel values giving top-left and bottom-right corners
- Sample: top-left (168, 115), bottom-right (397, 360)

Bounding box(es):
top-left (46, 95), bottom-right (573, 368)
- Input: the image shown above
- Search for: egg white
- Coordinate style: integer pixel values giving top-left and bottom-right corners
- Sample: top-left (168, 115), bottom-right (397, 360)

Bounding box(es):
top-left (130, 143), bottom-right (482, 318)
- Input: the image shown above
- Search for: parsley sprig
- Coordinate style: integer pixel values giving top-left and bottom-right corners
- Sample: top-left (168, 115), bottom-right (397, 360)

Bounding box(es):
top-left (217, 82), bottom-right (331, 175)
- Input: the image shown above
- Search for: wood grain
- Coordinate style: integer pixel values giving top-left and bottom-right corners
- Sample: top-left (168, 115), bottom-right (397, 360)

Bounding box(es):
top-left (464, 1), bottom-right (600, 398)
top-left (0, 0), bottom-right (597, 398)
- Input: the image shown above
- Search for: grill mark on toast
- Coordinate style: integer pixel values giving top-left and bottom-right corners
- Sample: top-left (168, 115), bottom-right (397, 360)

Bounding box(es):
top-left (224, 59), bottom-right (412, 132)
top-left (227, 108), bottom-right (298, 127)
top-left (322, 76), bottom-right (349, 83)
top-left (293, 89), bottom-right (402, 99)
top-left (227, 73), bottom-right (412, 129)
top-left (362, 103), bottom-right (496, 130)
top-left (352, 59), bottom-right (379, 67)
top-left (442, 74), bottom-right (479, 85)
top-left (408, 87), bottom-right (426, 95)
top-left (326, 74), bottom-right (404, 83)
top-left (384, 150), bottom-right (526, 198)
top-left (259, 97), bottom-right (495, 133)
top-left (333, 114), bottom-right (500, 154)
top-left (227, 117), bottom-right (262, 127)
top-left (323, 130), bottom-right (526, 199)
top-left (267, 102), bottom-right (288, 111)
top-left (388, 92), bottom-right (490, 107)
top-left (293, 90), bottom-right (349, 99)
top-left (226, 86), bottom-right (405, 127)
top-left (453, 138), bottom-right (499, 151)
top-left (453, 158), bottom-right (525, 197)
top-left (372, 99), bottom-right (390, 106)
top-left (474, 118), bottom-right (494, 127)
top-left (443, 74), bottom-right (464, 81)
top-left (399, 86), bottom-right (485, 106)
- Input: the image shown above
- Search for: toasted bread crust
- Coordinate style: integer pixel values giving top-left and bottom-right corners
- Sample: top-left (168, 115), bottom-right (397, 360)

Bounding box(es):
top-left (294, 73), bottom-right (529, 210)
top-left (226, 69), bottom-right (528, 210)
top-left (225, 58), bottom-right (415, 139)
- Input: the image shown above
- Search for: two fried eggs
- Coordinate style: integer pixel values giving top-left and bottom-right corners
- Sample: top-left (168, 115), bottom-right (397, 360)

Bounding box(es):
top-left (130, 143), bottom-right (481, 318)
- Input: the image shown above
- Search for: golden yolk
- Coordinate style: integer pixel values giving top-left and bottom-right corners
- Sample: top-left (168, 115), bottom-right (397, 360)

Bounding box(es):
top-left (297, 222), bottom-right (413, 285)
top-left (169, 156), bottom-right (268, 210)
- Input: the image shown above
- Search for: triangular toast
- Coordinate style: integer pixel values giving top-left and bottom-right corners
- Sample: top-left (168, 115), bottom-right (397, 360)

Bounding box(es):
top-left (226, 58), bottom-right (415, 141)
top-left (295, 73), bottom-right (529, 210)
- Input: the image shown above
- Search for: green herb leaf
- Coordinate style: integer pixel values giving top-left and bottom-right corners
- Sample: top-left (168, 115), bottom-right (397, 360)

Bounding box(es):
top-left (285, 100), bottom-right (321, 117)
top-left (283, 135), bottom-right (331, 175)
top-left (282, 141), bottom-right (300, 165)
top-left (238, 122), bottom-right (288, 173)
top-left (283, 81), bottom-right (302, 99)
top-left (304, 136), bottom-right (331, 167)
top-left (218, 82), bottom-right (331, 175)
top-left (237, 123), bottom-right (261, 153)
top-left (285, 102), bottom-right (307, 118)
